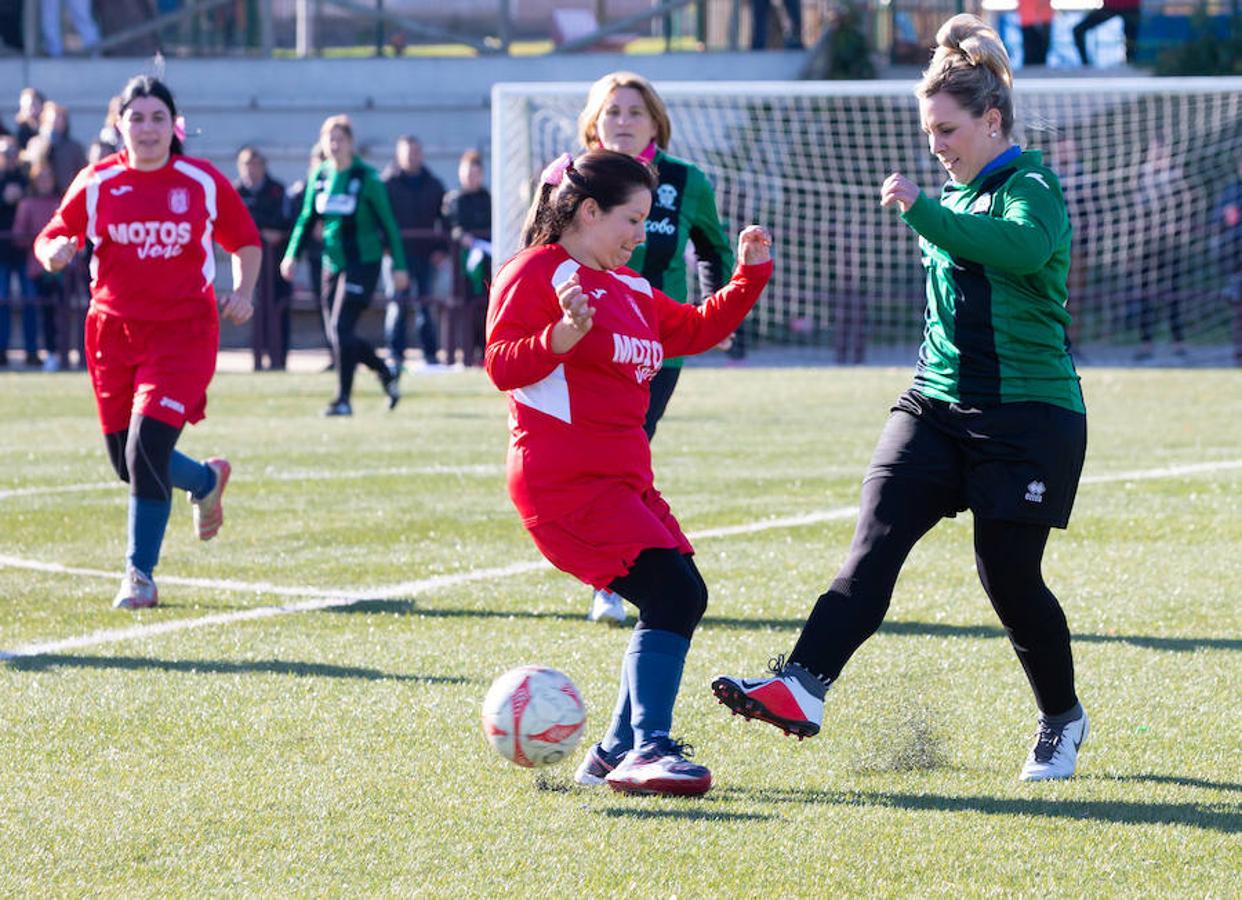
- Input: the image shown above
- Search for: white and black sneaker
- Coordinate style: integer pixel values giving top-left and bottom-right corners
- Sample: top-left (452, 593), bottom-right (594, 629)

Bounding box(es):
top-left (1020, 710), bottom-right (1088, 781)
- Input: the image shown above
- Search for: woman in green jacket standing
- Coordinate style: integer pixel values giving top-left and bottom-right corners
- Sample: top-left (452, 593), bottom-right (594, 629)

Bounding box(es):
top-left (282, 115), bottom-right (409, 416)
top-left (713, 15), bottom-right (1089, 783)
top-left (578, 71), bottom-right (738, 625)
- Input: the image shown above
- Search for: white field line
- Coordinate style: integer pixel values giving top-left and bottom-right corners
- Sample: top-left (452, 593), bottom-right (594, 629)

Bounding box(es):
top-left (0, 464), bottom-right (504, 501)
top-left (1, 458), bottom-right (1238, 659)
top-left (1079, 459), bottom-right (1242, 484)
top-left (4, 458), bottom-right (1237, 503)
top-left (0, 559), bottom-right (551, 660)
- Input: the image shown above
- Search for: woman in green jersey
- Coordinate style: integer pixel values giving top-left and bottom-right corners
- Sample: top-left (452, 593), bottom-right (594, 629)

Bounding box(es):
top-left (713, 15), bottom-right (1089, 783)
top-left (281, 115), bottom-right (408, 416)
top-left (577, 71), bottom-right (738, 626)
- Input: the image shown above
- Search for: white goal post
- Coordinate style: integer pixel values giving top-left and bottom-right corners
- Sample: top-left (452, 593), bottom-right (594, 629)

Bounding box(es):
top-left (492, 78), bottom-right (1242, 362)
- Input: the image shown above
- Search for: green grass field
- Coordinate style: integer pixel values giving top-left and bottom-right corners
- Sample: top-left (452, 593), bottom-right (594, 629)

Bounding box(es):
top-left (2, 362), bottom-right (1240, 895)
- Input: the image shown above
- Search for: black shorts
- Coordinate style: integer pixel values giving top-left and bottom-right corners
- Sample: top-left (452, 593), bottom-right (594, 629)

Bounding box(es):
top-left (865, 389), bottom-right (1087, 529)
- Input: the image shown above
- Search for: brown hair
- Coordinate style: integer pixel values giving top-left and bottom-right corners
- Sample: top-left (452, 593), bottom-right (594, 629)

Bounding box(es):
top-left (578, 71), bottom-right (672, 152)
top-left (521, 149), bottom-right (656, 249)
top-left (916, 15), bottom-right (1014, 137)
top-left (119, 75), bottom-right (183, 154)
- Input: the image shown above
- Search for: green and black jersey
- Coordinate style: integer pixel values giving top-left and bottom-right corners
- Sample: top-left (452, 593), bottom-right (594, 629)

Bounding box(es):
top-left (628, 149), bottom-right (734, 368)
top-left (901, 149), bottom-right (1084, 414)
top-left (284, 155), bottom-right (408, 275)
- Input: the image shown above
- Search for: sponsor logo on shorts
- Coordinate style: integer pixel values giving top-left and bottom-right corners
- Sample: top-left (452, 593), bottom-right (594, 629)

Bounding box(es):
top-left (159, 396), bottom-right (186, 414)
top-left (1024, 480), bottom-right (1046, 503)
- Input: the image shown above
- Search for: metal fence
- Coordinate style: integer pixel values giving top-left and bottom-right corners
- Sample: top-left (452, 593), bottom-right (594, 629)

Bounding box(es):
top-left (7, 0), bottom-right (896, 59)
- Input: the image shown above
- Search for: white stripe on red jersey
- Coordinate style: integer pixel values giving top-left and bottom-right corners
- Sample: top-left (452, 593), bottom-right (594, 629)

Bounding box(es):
top-left (485, 243), bottom-right (771, 526)
top-left (37, 151), bottom-right (260, 322)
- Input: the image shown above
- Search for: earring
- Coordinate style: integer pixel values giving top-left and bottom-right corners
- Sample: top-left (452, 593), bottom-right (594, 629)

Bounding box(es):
top-left (990, 131), bottom-right (998, 138)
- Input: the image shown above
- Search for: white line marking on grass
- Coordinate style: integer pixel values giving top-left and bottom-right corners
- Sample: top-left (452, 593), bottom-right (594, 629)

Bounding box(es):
top-left (2, 457), bottom-right (1239, 658)
top-left (0, 559), bottom-right (550, 659)
top-left (0, 464), bottom-right (504, 502)
top-left (1080, 459), bottom-right (1242, 484)
top-left (0, 481), bottom-right (117, 500)
top-left (692, 506), bottom-right (859, 539)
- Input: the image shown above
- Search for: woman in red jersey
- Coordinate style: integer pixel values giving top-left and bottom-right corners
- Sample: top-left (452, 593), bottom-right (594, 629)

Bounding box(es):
top-left (485, 149), bottom-right (771, 796)
top-left (36, 75), bottom-right (261, 610)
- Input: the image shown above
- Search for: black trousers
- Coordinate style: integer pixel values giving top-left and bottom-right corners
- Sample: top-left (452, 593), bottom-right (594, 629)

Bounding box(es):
top-left (1022, 23), bottom-right (1051, 66)
top-left (1073, 8), bottom-right (1140, 65)
top-left (789, 473), bottom-right (1079, 717)
top-left (324, 262), bottom-right (385, 403)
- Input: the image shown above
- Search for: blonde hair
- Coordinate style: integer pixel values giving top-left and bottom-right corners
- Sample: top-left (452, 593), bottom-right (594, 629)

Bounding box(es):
top-left (917, 15), bottom-right (1014, 137)
top-left (319, 114), bottom-right (354, 144)
top-left (577, 71), bottom-right (671, 152)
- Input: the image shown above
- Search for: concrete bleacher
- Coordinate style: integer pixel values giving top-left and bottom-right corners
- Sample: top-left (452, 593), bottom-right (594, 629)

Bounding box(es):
top-left (1, 50), bottom-right (807, 186)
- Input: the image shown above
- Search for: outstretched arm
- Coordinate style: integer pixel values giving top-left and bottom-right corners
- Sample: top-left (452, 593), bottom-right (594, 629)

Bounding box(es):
top-left (658, 226), bottom-right (772, 358)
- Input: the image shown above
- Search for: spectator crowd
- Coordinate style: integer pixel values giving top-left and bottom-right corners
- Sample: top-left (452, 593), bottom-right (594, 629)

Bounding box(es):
top-left (2, 82), bottom-right (1240, 371)
top-left (0, 86), bottom-right (493, 373)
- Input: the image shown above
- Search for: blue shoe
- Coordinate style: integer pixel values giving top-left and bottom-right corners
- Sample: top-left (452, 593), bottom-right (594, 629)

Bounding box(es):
top-left (573, 742), bottom-right (624, 786)
top-left (605, 736), bottom-right (711, 796)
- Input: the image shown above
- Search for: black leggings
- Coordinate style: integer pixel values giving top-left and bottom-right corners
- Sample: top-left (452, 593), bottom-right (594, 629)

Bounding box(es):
top-left (324, 263), bottom-right (385, 403)
top-left (104, 414), bottom-right (182, 501)
top-left (609, 547), bottom-right (707, 640)
top-left (643, 366), bottom-right (682, 441)
top-left (789, 475), bottom-right (1078, 716)
top-left (1073, 8), bottom-right (1140, 64)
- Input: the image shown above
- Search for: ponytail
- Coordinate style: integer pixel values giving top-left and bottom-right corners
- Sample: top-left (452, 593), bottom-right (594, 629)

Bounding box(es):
top-left (521, 149), bottom-right (656, 249)
top-left (917, 14), bottom-right (1015, 137)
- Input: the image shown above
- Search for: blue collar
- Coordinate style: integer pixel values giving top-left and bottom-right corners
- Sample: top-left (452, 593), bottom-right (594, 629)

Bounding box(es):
top-left (976, 145), bottom-right (1022, 181)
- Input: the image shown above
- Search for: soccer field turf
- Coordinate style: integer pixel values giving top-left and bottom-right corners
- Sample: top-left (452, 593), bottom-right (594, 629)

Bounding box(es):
top-left (2, 363), bottom-right (1239, 895)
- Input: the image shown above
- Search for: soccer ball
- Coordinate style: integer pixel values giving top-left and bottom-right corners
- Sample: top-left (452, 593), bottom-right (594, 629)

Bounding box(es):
top-left (481, 665), bottom-right (587, 768)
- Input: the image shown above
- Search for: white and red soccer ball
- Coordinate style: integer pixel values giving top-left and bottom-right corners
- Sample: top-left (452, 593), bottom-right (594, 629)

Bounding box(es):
top-left (481, 666), bottom-right (587, 767)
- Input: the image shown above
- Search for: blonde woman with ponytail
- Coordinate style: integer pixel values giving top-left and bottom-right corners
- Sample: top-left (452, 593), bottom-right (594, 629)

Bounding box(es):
top-left (714, 15), bottom-right (1090, 783)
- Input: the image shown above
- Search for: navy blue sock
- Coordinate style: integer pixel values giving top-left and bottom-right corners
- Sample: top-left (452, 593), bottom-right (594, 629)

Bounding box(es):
top-left (623, 628), bottom-right (690, 748)
top-left (170, 451), bottom-right (214, 499)
top-left (600, 663), bottom-right (633, 759)
top-left (127, 495), bottom-right (171, 575)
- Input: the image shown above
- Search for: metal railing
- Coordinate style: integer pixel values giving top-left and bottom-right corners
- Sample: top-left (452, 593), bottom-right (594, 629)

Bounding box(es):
top-left (10, 0), bottom-right (815, 59)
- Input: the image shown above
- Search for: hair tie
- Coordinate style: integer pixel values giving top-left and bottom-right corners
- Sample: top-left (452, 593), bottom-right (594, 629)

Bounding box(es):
top-left (540, 152), bottom-right (573, 186)
top-left (174, 115), bottom-right (187, 142)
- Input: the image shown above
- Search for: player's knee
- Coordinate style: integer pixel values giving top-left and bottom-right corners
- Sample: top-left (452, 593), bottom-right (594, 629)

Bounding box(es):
top-left (685, 577), bottom-right (708, 631)
top-left (127, 418), bottom-right (179, 501)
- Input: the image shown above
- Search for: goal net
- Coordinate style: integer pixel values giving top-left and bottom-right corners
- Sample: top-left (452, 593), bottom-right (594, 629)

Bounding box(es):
top-left (492, 78), bottom-right (1242, 364)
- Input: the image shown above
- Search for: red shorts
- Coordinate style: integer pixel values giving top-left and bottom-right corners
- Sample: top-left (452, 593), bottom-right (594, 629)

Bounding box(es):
top-left (526, 482), bottom-right (694, 590)
top-left (84, 308), bottom-right (219, 434)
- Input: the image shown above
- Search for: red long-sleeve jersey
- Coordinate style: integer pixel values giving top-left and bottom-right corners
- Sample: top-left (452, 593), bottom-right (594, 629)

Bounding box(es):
top-left (35, 151), bottom-right (260, 321)
top-left (486, 243), bottom-right (772, 526)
